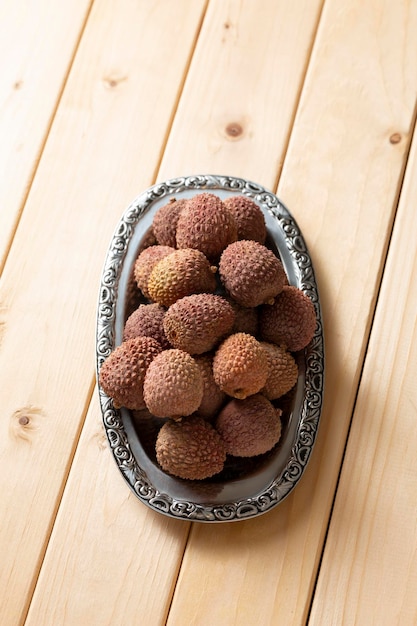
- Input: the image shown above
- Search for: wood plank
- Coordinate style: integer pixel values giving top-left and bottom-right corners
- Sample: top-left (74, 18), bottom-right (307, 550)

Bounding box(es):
top-left (26, 401), bottom-right (189, 626)
top-left (24, 0), bottom-right (323, 623)
top-left (164, 0), bottom-right (417, 624)
top-left (0, 1), bottom-right (207, 623)
top-left (309, 126), bottom-right (417, 625)
top-left (0, 0), bottom-right (92, 272)
top-left (158, 0), bottom-right (323, 186)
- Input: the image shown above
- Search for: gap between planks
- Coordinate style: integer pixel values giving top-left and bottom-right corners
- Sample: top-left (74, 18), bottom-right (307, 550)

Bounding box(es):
top-left (271, 0), bottom-right (327, 192)
top-left (21, 375), bottom-right (98, 625)
top-left (150, 1), bottom-right (210, 186)
top-left (305, 99), bottom-right (417, 624)
top-left (308, 99), bottom-right (417, 626)
top-left (0, 0), bottom-right (95, 277)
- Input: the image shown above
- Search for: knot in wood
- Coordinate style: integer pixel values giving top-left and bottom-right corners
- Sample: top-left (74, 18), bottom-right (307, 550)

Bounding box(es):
top-left (225, 122), bottom-right (243, 139)
top-left (103, 74), bottom-right (127, 89)
top-left (10, 406), bottom-right (44, 443)
top-left (389, 133), bottom-right (402, 144)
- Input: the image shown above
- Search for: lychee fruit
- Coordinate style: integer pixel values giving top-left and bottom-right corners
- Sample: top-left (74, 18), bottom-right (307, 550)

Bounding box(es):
top-left (219, 239), bottom-right (286, 307)
top-left (259, 285), bottom-right (316, 351)
top-left (155, 416), bottom-right (226, 480)
top-left (176, 192), bottom-right (238, 260)
top-left (212, 332), bottom-right (269, 399)
top-left (143, 349), bottom-right (204, 418)
top-left (216, 394), bottom-right (282, 457)
top-left (99, 336), bottom-right (163, 410)
top-left (163, 293), bottom-right (235, 354)
top-left (147, 248), bottom-right (217, 307)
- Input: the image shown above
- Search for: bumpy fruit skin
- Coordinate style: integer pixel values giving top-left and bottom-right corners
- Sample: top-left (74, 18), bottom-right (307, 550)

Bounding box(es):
top-left (259, 285), bottom-right (317, 351)
top-left (176, 193), bottom-right (238, 260)
top-left (143, 349), bottom-right (204, 418)
top-left (134, 245), bottom-right (175, 299)
top-left (163, 293), bottom-right (235, 355)
top-left (147, 248), bottom-right (217, 307)
top-left (99, 336), bottom-right (163, 410)
top-left (213, 332), bottom-right (269, 399)
top-left (194, 354), bottom-right (226, 419)
top-left (155, 416), bottom-right (226, 480)
top-left (216, 394), bottom-right (282, 457)
top-left (260, 342), bottom-right (298, 400)
top-left (152, 198), bottom-right (188, 248)
top-left (219, 239), bottom-right (287, 307)
top-left (223, 195), bottom-right (267, 244)
top-left (123, 303), bottom-right (171, 349)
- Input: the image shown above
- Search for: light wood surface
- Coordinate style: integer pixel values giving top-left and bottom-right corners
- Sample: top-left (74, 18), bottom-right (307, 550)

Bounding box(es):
top-left (1, 1), bottom-right (417, 625)
top-left (0, 0), bottom-right (92, 272)
top-left (309, 120), bottom-right (417, 626)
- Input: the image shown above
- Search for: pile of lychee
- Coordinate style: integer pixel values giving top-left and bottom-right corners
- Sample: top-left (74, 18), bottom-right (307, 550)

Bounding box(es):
top-left (99, 192), bottom-right (316, 481)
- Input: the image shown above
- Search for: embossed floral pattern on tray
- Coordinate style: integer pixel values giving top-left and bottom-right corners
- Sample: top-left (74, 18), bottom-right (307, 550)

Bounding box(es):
top-left (96, 175), bottom-right (324, 522)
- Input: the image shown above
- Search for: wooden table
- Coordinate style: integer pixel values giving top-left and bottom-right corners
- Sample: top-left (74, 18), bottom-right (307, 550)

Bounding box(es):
top-left (1, 1), bottom-right (417, 624)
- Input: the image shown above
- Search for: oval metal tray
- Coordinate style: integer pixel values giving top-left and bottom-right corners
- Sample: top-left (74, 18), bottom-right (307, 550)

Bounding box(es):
top-left (96, 175), bottom-right (324, 522)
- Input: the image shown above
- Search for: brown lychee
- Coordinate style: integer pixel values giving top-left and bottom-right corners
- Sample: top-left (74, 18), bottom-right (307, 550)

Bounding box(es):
top-left (223, 195), bottom-right (267, 244)
top-left (99, 336), bottom-right (163, 410)
top-left (176, 192), bottom-right (238, 260)
top-left (133, 245), bottom-right (175, 300)
top-left (260, 342), bottom-right (298, 400)
top-left (212, 332), bottom-right (269, 399)
top-left (147, 248), bottom-right (217, 307)
top-left (259, 285), bottom-right (317, 351)
top-left (152, 197), bottom-right (188, 248)
top-left (163, 293), bottom-right (235, 355)
top-left (143, 349), bottom-right (204, 418)
top-left (155, 416), bottom-right (226, 480)
top-left (219, 239), bottom-right (286, 307)
top-left (216, 394), bottom-right (282, 457)
top-left (123, 303), bottom-right (171, 349)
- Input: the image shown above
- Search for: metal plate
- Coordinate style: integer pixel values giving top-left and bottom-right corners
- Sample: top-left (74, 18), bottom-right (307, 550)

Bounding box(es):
top-left (96, 175), bottom-right (324, 522)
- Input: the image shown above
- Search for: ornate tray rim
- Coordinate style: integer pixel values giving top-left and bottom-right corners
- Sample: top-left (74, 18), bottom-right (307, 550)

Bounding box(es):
top-left (96, 174), bottom-right (325, 522)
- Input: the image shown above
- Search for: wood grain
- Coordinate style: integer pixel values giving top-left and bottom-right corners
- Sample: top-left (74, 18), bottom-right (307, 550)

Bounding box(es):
top-left (0, 0), bottom-right (92, 273)
top-left (0, 1), bottom-right (206, 623)
top-left (158, 0), bottom-right (324, 185)
top-left (309, 122), bottom-right (417, 625)
top-left (26, 402), bottom-right (189, 626)
top-left (165, 0), bottom-right (417, 623)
